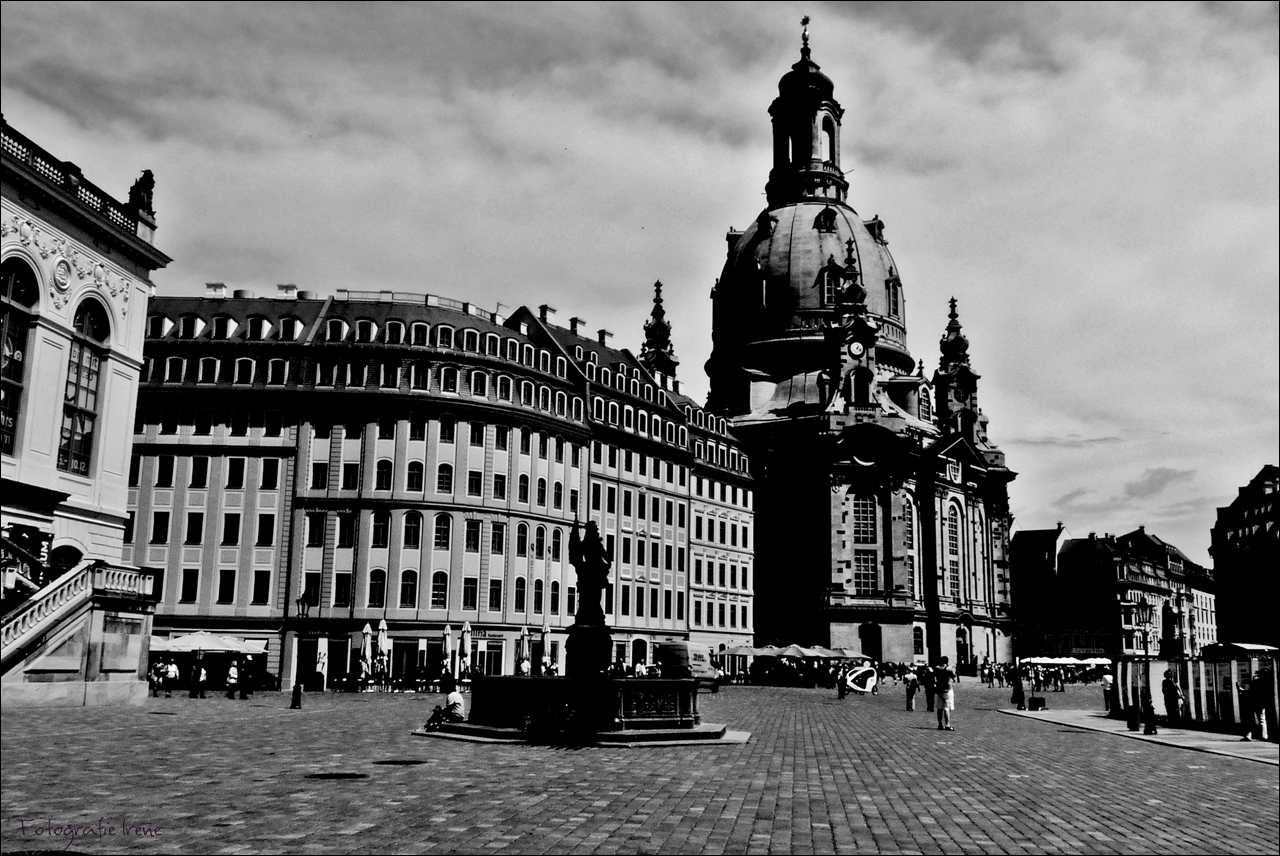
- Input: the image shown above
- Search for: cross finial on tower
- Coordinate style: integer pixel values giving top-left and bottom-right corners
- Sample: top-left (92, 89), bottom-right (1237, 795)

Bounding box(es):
top-left (801, 15), bottom-right (811, 58)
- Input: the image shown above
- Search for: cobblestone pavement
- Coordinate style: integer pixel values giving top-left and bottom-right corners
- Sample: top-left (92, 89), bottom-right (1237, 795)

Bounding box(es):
top-left (3, 682), bottom-right (1277, 855)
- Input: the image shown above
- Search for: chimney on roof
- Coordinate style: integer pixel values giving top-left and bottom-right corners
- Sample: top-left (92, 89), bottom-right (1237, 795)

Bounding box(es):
top-left (570, 316), bottom-right (586, 335)
top-left (598, 329), bottom-right (612, 346)
top-left (232, 289), bottom-right (254, 299)
top-left (539, 304), bottom-right (557, 324)
top-left (206, 282), bottom-right (226, 298)
top-left (1056, 521), bottom-right (1063, 531)
top-left (1089, 532), bottom-right (1096, 540)
top-left (1138, 524), bottom-right (1145, 532)
top-left (277, 284), bottom-right (298, 299)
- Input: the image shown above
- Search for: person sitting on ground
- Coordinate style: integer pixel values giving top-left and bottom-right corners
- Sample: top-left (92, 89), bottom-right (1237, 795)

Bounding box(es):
top-left (426, 677), bottom-right (467, 731)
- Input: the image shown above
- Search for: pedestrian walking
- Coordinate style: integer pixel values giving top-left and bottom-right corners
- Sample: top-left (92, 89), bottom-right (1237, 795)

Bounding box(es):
top-left (1011, 674), bottom-right (1026, 710)
top-left (164, 659), bottom-right (178, 698)
top-left (905, 669), bottom-right (919, 711)
top-left (239, 655), bottom-right (254, 700)
top-left (1241, 672), bottom-right (1266, 741)
top-left (1101, 670), bottom-right (1115, 712)
top-left (922, 663), bottom-right (936, 712)
top-left (225, 661), bottom-right (239, 699)
top-left (1161, 669), bottom-right (1184, 725)
top-left (934, 656), bottom-right (957, 731)
top-left (837, 665), bottom-right (848, 699)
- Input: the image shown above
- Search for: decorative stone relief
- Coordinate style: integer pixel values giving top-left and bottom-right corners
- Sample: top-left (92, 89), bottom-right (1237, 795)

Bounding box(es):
top-left (2, 214), bottom-right (133, 317)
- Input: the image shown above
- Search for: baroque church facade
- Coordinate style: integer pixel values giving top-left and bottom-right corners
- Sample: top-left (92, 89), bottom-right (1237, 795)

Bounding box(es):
top-left (705, 29), bottom-right (1015, 670)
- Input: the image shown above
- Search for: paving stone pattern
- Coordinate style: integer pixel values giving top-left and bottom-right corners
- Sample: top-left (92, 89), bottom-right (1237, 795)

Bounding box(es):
top-left (2, 683), bottom-right (1277, 855)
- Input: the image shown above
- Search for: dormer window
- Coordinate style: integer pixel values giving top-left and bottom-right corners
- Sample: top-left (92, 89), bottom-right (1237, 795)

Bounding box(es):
top-left (485, 334), bottom-right (499, 356)
top-left (643, 385), bottom-right (652, 401)
top-left (411, 322), bottom-right (429, 346)
top-left (555, 356), bottom-right (566, 378)
top-left (505, 339), bottom-right (518, 361)
top-left (538, 350), bottom-right (550, 373)
top-left (145, 314), bottom-right (172, 338)
top-left (326, 319), bottom-right (347, 342)
top-left (278, 318), bottom-right (301, 341)
top-left (813, 207), bottom-right (837, 233)
top-left (638, 411), bottom-right (648, 434)
top-left (385, 321), bottom-right (404, 345)
top-left (630, 379), bottom-right (639, 396)
top-left (585, 363), bottom-right (596, 381)
top-left (355, 320), bottom-right (377, 343)
top-left (886, 278), bottom-right (901, 318)
top-left (522, 344), bottom-right (534, 366)
top-left (179, 315), bottom-right (204, 339)
top-left (213, 316), bottom-right (237, 340)
top-left (614, 373), bottom-right (625, 391)
top-left (436, 326), bottom-right (454, 348)
top-left (601, 368), bottom-right (611, 387)
top-left (462, 330), bottom-right (479, 352)
top-left (574, 345), bottom-right (583, 360)
top-left (247, 317), bottom-right (271, 340)
top-left (587, 351), bottom-right (598, 365)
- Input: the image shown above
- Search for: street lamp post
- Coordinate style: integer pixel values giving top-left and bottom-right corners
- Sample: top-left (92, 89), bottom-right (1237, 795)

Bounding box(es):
top-left (1135, 598), bottom-right (1157, 735)
top-left (290, 595), bottom-right (311, 709)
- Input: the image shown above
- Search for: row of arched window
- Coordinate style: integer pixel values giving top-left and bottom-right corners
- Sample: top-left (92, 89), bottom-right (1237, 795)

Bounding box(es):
top-left (2, 257), bottom-right (111, 474)
top-left (364, 568), bottom-right (564, 613)
top-left (591, 396), bottom-right (686, 446)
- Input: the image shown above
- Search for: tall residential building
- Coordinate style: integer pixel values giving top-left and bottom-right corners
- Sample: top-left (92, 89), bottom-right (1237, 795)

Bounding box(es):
top-left (2, 117), bottom-right (170, 706)
top-left (703, 27), bottom-right (1014, 669)
top-left (1210, 465), bottom-right (1279, 647)
top-left (131, 288), bottom-right (752, 687)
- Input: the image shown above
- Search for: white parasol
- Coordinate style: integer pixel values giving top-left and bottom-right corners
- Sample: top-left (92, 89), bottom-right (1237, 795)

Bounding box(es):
top-left (376, 618), bottom-right (390, 677)
top-left (442, 624), bottom-right (453, 677)
top-left (360, 623), bottom-right (373, 678)
top-left (541, 622), bottom-right (551, 672)
top-left (459, 621), bottom-right (472, 677)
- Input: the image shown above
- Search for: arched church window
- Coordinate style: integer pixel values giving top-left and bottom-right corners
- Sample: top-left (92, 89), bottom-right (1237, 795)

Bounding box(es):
top-left (58, 298), bottom-right (110, 476)
top-left (1, 258), bottom-right (39, 455)
top-left (821, 116), bottom-right (836, 164)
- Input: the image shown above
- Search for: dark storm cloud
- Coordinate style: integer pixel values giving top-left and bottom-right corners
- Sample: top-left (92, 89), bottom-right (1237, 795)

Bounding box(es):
top-left (1123, 468), bottom-right (1196, 500)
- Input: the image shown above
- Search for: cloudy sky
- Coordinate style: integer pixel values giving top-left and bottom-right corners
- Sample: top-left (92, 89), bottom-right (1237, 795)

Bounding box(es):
top-left (3, 2), bottom-right (1276, 563)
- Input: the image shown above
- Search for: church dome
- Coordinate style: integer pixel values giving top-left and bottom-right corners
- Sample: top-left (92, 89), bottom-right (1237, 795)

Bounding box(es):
top-left (717, 200), bottom-right (913, 377)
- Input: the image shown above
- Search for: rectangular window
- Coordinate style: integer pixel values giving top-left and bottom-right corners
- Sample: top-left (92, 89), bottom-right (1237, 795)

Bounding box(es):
top-left (719, 521), bottom-right (726, 544)
top-left (252, 570), bottom-right (272, 605)
top-left (569, 489), bottom-right (579, 514)
top-left (621, 585), bottom-right (631, 616)
top-left (591, 483), bottom-right (601, 511)
top-left (622, 537), bottom-right (631, 564)
top-left (264, 411), bottom-right (283, 437)
top-left (341, 463), bottom-right (359, 490)
top-left (311, 462), bottom-right (328, 490)
top-left (470, 422), bottom-right (485, 446)
top-left (260, 458), bottom-right (280, 490)
top-left (665, 500), bottom-right (673, 525)
top-left (623, 490), bottom-right (632, 517)
top-left (719, 563), bottom-right (726, 587)
top-left (491, 523), bottom-right (505, 554)
top-left (694, 600), bottom-right (702, 626)
top-left (650, 541), bottom-right (659, 568)
top-left (718, 603), bottom-right (726, 627)
top-left (650, 587), bottom-right (658, 618)
top-left (150, 511), bottom-right (170, 544)
top-left (256, 514), bottom-right (276, 546)
top-left (678, 548), bottom-right (685, 574)
top-left (465, 520), bottom-right (482, 553)
top-left (677, 592), bottom-right (684, 621)
top-left (607, 486), bottom-right (616, 514)
top-left (230, 410), bottom-right (249, 436)
top-left (463, 578), bottom-right (478, 610)
top-left (853, 496), bottom-right (876, 544)
top-left (180, 568), bottom-right (199, 603)
top-left (303, 571), bottom-right (321, 606)
top-left (129, 455), bottom-right (141, 487)
top-left (226, 458), bottom-right (245, 489)
top-left (189, 456), bottom-right (208, 488)
top-left (665, 545), bottom-right (673, 571)
top-left (468, 470), bottom-right (483, 496)
top-left (333, 572), bottom-right (351, 608)
top-left (184, 512), bottom-right (204, 546)
top-left (493, 474), bottom-right (507, 500)
top-left (604, 583), bottom-right (613, 615)
top-left (495, 426), bottom-right (508, 450)
top-left (155, 455), bottom-right (175, 487)
top-left (664, 590), bottom-right (672, 620)
top-left (948, 559), bottom-right (960, 597)
top-left (853, 550), bottom-right (877, 595)
top-left (217, 568), bottom-right (236, 604)
top-left (694, 559), bottom-right (702, 585)
top-left (221, 513), bottom-right (240, 546)
top-left (336, 513), bottom-right (355, 548)
top-left (488, 580), bottom-right (503, 612)
top-left (123, 512), bottom-right (135, 544)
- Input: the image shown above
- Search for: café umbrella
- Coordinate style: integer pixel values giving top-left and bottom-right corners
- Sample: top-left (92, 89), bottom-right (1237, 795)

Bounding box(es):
top-left (460, 622), bottom-right (472, 677)
top-left (376, 619), bottom-right (390, 677)
top-left (541, 622), bottom-right (551, 671)
top-left (443, 624), bottom-right (453, 677)
top-left (360, 623), bottom-right (373, 678)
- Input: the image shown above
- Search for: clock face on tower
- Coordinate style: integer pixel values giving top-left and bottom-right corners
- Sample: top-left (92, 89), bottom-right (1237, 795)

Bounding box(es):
top-left (847, 342), bottom-right (865, 359)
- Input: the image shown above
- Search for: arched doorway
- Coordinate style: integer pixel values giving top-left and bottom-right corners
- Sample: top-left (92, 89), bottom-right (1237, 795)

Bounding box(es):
top-left (859, 622), bottom-right (882, 663)
top-left (631, 638), bottom-right (647, 668)
top-left (48, 545), bottom-right (83, 586)
top-left (956, 625), bottom-right (973, 676)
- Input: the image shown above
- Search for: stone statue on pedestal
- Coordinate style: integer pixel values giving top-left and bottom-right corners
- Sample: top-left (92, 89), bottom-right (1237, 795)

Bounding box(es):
top-left (566, 520), bottom-right (612, 677)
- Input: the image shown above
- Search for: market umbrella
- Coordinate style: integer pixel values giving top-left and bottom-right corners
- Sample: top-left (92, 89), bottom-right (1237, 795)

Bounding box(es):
top-left (517, 626), bottom-right (530, 673)
top-left (165, 631), bottom-right (252, 653)
top-left (360, 623), bottom-right (373, 678)
top-left (831, 647), bottom-right (868, 660)
top-left (753, 645), bottom-right (783, 657)
top-left (540, 622), bottom-right (551, 673)
top-left (149, 636), bottom-right (171, 653)
top-left (459, 621), bottom-right (472, 677)
top-left (777, 644), bottom-right (818, 659)
top-left (727, 645), bottom-right (757, 656)
top-left (807, 645), bottom-right (839, 659)
top-left (443, 624), bottom-right (453, 677)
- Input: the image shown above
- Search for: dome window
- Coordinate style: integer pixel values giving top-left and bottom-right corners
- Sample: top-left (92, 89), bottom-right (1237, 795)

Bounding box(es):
top-left (813, 207), bottom-right (837, 233)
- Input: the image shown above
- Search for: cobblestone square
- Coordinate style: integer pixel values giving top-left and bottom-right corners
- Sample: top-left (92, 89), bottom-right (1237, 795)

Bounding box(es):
top-left (3, 683), bottom-right (1277, 855)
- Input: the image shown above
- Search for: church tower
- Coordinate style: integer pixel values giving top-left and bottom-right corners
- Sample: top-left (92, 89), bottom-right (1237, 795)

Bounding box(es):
top-left (638, 280), bottom-right (679, 378)
top-left (710, 21), bottom-right (1016, 671)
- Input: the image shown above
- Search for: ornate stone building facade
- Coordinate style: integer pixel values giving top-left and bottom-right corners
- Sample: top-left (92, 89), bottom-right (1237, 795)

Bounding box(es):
top-left (2, 117), bottom-right (170, 705)
top-left (704, 29), bottom-right (1015, 669)
top-left (131, 287), bottom-right (752, 687)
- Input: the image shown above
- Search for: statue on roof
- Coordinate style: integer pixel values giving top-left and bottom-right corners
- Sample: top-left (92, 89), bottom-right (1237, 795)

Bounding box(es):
top-left (129, 169), bottom-right (155, 215)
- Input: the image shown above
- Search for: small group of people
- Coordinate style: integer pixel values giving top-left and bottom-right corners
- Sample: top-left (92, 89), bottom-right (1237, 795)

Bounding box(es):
top-left (898, 658), bottom-right (959, 730)
top-left (148, 657), bottom-right (252, 700)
